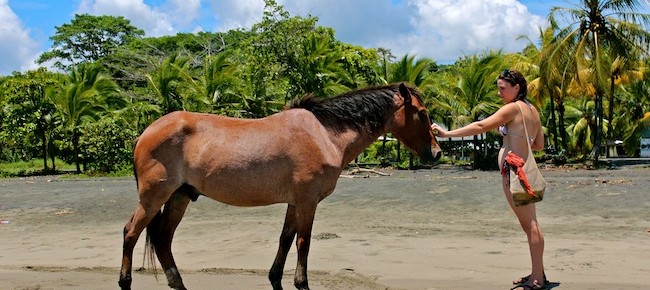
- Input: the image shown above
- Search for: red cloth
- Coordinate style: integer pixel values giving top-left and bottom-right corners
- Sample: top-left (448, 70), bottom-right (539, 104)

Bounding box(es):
top-left (500, 151), bottom-right (535, 197)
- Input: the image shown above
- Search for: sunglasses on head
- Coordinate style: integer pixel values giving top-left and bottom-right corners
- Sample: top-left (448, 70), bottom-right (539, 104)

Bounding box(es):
top-left (499, 69), bottom-right (516, 82)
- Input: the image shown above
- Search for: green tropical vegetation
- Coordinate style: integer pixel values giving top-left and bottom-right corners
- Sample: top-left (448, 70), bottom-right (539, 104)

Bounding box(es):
top-left (1, 0), bottom-right (649, 176)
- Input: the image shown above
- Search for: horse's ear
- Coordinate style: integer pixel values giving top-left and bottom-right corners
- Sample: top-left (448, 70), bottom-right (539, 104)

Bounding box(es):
top-left (399, 83), bottom-right (412, 106)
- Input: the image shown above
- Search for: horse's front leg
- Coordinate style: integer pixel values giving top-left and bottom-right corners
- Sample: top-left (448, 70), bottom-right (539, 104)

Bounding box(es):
top-left (269, 205), bottom-right (297, 290)
top-left (293, 202), bottom-right (317, 290)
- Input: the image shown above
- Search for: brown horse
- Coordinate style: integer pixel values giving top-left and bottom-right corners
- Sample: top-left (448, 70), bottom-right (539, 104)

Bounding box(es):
top-left (119, 83), bottom-right (441, 290)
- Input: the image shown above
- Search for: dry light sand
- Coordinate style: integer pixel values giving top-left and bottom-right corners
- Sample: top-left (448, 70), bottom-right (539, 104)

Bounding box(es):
top-left (1, 164), bottom-right (649, 290)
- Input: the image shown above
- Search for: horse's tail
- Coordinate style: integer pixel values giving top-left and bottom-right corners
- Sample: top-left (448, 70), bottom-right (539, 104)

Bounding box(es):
top-left (132, 136), bottom-right (140, 189)
top-left (144, 210), bottom-right (162, 280)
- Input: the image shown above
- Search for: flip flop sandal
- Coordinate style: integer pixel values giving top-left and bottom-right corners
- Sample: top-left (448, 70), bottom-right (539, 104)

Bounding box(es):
top-left (513, 273), bottom-right (549, 285)
top-left (510, 284), bottom-right (546, 290)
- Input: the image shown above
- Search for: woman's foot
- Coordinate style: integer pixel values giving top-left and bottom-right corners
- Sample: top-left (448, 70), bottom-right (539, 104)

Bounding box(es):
top-left (510, 281), bottom-right (546, 290)
top-left (512, 274), bottom-right (531, 285)
top-left (512, 273), bottom-right (548, 285)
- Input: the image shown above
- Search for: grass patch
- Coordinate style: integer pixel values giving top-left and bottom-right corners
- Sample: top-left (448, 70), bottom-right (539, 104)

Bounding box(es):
top-left (0, 158), bottom-right (76, 178)
top-left (0, 159), bottom-right (134, 178)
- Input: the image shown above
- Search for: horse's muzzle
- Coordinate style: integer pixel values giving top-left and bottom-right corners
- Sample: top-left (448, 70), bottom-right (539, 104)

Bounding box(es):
top-left (420, 147), bottom-right (442, 165)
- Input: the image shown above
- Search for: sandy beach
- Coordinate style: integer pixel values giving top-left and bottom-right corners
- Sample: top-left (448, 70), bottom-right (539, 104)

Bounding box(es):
top-left (1, 165), bottom-right (649, 290)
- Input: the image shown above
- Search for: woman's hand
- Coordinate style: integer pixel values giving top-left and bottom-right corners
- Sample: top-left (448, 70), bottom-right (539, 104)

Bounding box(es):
top-left (430, 123), bottom-right (448, 137)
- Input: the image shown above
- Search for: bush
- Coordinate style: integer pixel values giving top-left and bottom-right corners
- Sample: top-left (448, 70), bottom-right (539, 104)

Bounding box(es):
top-left (80, 118), bottom-right (138, 173)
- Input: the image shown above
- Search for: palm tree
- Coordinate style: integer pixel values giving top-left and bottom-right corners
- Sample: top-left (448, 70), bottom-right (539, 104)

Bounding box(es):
top-left (180, 51), bottom-right (242, 115)
top-left (602, 52), bottom-right (644, 143)
top-left (115, 96), bottom-right (162, 133)
top-left (549, 0), bottom-right (650, 164)
top-left (567, 99), bottom-right (594, 158)
top-left (617, 64), bottom-right (650, 155)
top-left (389, 54), bottom-right (436, 89)
top-left (433, 52), bottom-right (503, 168)
top-left (427, 70), bottom-right (458, 129)
top-left (55, 63), bottom-right (122, 173)
top-left (518, 26), bottom-right (567, 151)
top-left (146, 53), bottom-right (191, 114)
top-left (566, 97), bottom-right (610, 158)
top-left (282, 33), bottom-right (350, 98)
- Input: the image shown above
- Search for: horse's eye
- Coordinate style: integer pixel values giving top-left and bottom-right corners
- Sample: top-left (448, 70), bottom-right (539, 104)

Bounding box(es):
top-left (418, 111), bottom-right (429, 124)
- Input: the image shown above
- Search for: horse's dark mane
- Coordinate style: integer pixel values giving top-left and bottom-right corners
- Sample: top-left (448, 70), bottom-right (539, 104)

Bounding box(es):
top-left (289, 83), bottom-right (422, 134)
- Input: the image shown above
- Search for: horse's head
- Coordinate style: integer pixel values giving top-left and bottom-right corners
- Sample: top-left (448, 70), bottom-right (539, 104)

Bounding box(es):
top-left (388, 83), bottom-right (442, 164)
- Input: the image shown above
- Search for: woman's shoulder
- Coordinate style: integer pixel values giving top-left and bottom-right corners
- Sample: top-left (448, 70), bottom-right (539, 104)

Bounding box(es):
top-left (512, 100), bottom-right (541, 116)
top-left (497, 102), bottom-right (523, 118)
top-left (491, 103), bottom-right (519, 125)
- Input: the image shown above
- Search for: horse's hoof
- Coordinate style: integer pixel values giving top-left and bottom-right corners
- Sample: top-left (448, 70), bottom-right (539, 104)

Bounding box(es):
top-left (168, 281), bottom-right (187, 290)
top-left (118, 279), bottom-right (132, 290)
top-left (271, 280), bottom-right (283, 290)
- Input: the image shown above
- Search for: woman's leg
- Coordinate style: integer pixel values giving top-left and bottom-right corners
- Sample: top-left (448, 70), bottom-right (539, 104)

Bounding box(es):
top-left (513, 203), bottom-right (545, 286)
top-left (502, 175), bottom-right (545, 287)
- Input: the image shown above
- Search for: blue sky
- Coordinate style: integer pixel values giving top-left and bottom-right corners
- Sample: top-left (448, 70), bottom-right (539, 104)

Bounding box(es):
top-left (1, 0), bottom-right (647, 75)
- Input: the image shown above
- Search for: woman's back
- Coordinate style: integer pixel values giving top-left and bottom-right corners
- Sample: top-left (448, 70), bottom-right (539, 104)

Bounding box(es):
top-left (499, 101), bottom-right (542, 166)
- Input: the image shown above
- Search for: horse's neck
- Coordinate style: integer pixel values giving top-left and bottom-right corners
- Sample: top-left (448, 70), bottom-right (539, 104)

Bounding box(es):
top-left (328, 129), bottom-right (382, 166)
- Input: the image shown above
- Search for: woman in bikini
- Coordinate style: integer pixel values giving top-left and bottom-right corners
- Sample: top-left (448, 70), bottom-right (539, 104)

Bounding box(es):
top-left (431, 69), bottom-right (547, 289)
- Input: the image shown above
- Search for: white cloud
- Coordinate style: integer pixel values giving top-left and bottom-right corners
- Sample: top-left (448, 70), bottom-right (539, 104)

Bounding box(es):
top-left (398, 0), bottom-right (547, 62)
top-left (206, 0), bottom-right (547, 63)
top-left (72, 0), bottom-right (547, 64)
top-left (282, 0), bottom-right (412, 49)
top-left (208, 0), bottom-right (265, 32)
top-left (167, 0), bottom-right (201, 27)
top-left (2, 0), bottom-right (551, 75)
top-left (0, 0), bottom-right (40, 75)
top-left (76, 0), bottom-right (190, 36)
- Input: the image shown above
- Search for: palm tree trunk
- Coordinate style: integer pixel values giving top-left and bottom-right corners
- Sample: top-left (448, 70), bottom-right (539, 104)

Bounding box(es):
top-left (35, 112), bottom-right (49, 172)
top-left (558, 97), bottom-right (568, 152)
top-left (608, 76), bottom-right (615, 139)
top-left (50, 151), bottom-right (56, 173)
top-left (48, 132), bottom-right (56, 173)
top-left (72, 131), bottom-right (81, 174)
top-left (40, 128), bottom-right (48, 172)
top-left (590, 91), bottom-right (603, 165)
top-left (606, 76), bottom-right (616, 157)
top-left (549, 92), bottom-right (558, 150)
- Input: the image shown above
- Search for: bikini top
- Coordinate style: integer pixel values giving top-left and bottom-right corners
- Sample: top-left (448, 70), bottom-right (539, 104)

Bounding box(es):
top-left (499, 101), bottom-right (535, 142)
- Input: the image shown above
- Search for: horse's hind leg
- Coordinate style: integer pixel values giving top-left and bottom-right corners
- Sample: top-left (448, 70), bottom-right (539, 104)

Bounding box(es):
top-left (148, 190), bottom-right (191, 290)
top-left (119, 201), bottom-right (161, 290)
top-left (269, 205), bottom-right (297, 290)
top-left (119, 170), bottom-right (180, 290)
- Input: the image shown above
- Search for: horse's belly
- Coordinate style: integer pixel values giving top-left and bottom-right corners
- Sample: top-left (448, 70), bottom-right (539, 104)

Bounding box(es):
top-left (189, 168), bottom-right (292, 206)
top-left (202, 186), bottom-right (288, 207)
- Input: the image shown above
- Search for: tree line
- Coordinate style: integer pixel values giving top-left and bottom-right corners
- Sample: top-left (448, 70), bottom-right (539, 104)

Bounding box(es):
top-left (1, 0), bottom-right (649, 175)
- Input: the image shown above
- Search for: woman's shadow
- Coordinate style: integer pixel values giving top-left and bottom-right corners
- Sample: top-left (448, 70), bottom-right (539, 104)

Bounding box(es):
top-left (512, 281), bottom-right (561, 289)
top-left (546, 281), bottom-right (561, 289)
